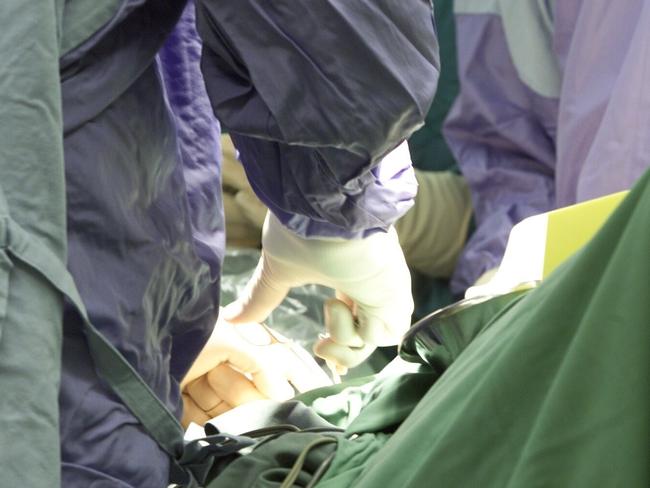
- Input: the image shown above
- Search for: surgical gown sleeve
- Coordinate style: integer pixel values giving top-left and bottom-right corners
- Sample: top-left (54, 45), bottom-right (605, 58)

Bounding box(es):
top-left (195, 0), bottom-right (440, 238)
top-left (444, 1), bottom-right (560, 293)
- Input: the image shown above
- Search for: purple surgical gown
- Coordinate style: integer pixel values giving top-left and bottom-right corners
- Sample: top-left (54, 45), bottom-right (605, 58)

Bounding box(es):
top-left (446, 0), bottom-right (650, 292)
top-left (57, 0), bottom-right (439, 485)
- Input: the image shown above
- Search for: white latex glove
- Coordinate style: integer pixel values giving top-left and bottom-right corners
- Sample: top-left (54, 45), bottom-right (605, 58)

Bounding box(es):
top-left (181, 316), bottom-right (331, 427)
top-left (395, 169), bottom-right (472, 278)
top-left (223, 212), bottom-right (414, 375)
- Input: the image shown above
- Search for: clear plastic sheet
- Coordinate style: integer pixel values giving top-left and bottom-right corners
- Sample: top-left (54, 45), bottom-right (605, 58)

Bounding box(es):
top-left (220, 248), bottom-right (334, 351)
top-left (221, 248), bottom-right (395, 378)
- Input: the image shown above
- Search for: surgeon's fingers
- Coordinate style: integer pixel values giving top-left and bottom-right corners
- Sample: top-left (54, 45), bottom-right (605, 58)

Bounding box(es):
top-left (206, 364), bottom-right (266, 407)
top-left (185, 375), bottom-right (223, 413)
top-left (335, 291), bottom-right (355, 310)
top-left (181, 392), bottom-right (211, 428)
top-left (181, 333), bottom-right (230, 389)
top-left (278, 343), bottom-right (334, 392)
top-left (222, 253), bottom-right (290, 324)
top-left (358, 312), bottom-right (404, 346)
top-left (313, 336), bottom-right (375, 370)
top-left (323, 298), bottom-right (365, 348)
top-left (217, 338), bottom-right (295, 401)
top-left (206, 400), bottom-right (232, 419)
top-left (320, 298), bottom-right (377, 371)
top-left (250, 368), bottom-right (295, 403)
top-left (232, 324), bottom-right (331, 393)
top-left (326, 360), bottom-right (348, 377)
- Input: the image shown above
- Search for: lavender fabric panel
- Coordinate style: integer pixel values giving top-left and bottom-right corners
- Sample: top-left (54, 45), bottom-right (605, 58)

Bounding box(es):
top-left (555, 0), bottom-right (650, 206)
top-left (445, 14), bottom-right (558, 293)
top-left (448, 3), bottom-right (650, 294)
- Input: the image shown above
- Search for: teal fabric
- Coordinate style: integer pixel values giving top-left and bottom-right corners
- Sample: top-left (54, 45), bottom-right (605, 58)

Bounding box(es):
top-left (0, 1), bottom-right (67, 484)
top-left (0, 2), bottom-right (194, 484)
top-left (206, 172), bottom-right (650, 487)
top-left (401, 289), bottom-right (530, 371)
top-left (407, 0), bottom-right (463, 316)
top-left (215, 368), bottom-right (437, 487)
top-left (318, 170), bottom-right (650, 487)
top-left (411, 273), bottom-right (456, 320)
top-left (311, 433), bottom-right (389, 488)
top-left (206, 432), bottom-right (341, 488)
top-left (408, 0), bottom-right (459, 174)
top-left (295, 376), bottom-right (379, 428)
top-left (60, 0), bottom-right (123, 55)
top-left (0, 249), bottom-right (64, 485)
top-left (297, 370), bottom-right (436, 433)
top-left (0, 180), bottom-right (189, 485)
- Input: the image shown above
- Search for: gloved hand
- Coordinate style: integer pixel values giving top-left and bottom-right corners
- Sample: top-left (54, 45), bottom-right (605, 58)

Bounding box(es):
top-left (394, 169), bottom-right (472, 278)
top-left (181, 316), bottom-right (331, 427)
top-left (221, 135), bottom-right (267, 247)
top-left (223, 213), bottom-right (414, 375)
